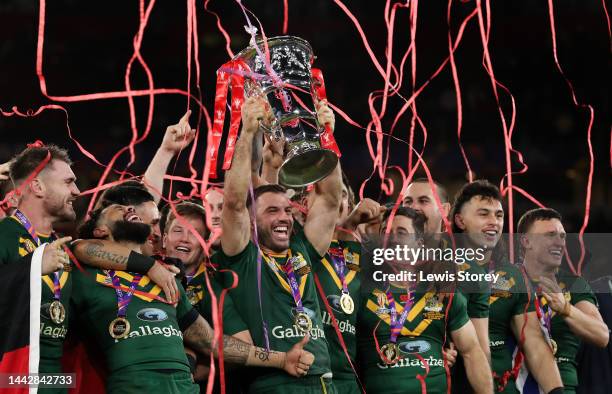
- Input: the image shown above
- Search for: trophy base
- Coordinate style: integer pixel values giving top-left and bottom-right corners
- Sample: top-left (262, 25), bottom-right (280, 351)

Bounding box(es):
top-left (279, 146), bottom-right (338, 188)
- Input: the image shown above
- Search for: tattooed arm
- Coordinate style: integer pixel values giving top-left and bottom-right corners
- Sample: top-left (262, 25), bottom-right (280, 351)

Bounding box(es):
top-left (72, 239), bottom-right (180, 303)
top-left (183, 315), bottom-right (314, 376)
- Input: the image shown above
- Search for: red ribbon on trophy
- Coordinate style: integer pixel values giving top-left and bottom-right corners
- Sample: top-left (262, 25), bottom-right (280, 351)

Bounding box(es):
top-left (311, 68), bottom-right (341, 157)
top-left (209, 59), bottom-right (249, 178)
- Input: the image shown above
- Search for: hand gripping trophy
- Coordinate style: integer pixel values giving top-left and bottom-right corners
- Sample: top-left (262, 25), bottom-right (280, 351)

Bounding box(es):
top-left (212, 35), bottom-right (340, 187)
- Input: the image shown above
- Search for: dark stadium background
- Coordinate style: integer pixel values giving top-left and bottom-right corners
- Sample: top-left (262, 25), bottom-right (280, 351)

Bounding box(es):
top-left (1, 0), bottom-right (610, 232)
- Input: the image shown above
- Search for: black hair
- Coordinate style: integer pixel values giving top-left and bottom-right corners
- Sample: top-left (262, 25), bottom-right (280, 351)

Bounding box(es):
top-left (77, 208), bottom-right (104, 239)
top-left (100, 185), bottom-right (154, 207)
top-left (517, 208), bottom-right (562, 234)
top-left (450, 180), bottom-right (502, 233)
top-left (246, 184), bottom-right (287, 209)
top-left (382, 206), bottom-right (426, 238)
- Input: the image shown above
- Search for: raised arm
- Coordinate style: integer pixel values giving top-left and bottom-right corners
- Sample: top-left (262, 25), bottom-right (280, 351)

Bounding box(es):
top-left (183, 314), bottom-right (313, 377)
top-left (143, 110), bottom-right (196, 203)
top-left (512, 312), bottom-right (563, 392)
top-left (337, 198), bottom-right (385, 242)
top-left (221, 97), bottom-right (270, 257)
top-left (451, 320), bottom-right (493, 394)
top-left (72, 239), bottom-right (180, 303)
top-left (260, 134), bottom-right (285, 185)
top-left (303, 102), bottom-right (342, 255)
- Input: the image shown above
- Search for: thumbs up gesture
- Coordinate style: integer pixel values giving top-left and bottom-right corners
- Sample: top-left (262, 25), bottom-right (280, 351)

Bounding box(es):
top-left (283, 334), bottom-right (315, 377)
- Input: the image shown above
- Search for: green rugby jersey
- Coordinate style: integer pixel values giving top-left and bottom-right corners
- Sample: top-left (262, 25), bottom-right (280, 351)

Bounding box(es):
top-left (485, 262), bottom-right (535, 393)
top-left (185, 263), bottom-right (248, 336)
top-left (529, 270), bottom-right (597, 392)
top-left (312, 239), bottom-right (361, 380)
top-left (0, 217), bottom-right (72, 372)
top-left (70, 266), bottom-right (198, 374)
top-left (215, 230), bottom-right (332, 385)
top-left (451, 260), bottom-right (491, 394)
top-left (357, 283), bottom-right (469, 394)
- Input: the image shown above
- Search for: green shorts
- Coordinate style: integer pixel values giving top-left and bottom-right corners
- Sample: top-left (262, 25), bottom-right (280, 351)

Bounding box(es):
top-left (248, 374), bottom-right (337, 394)
top-left (106, 369), bottom-right (199, 394)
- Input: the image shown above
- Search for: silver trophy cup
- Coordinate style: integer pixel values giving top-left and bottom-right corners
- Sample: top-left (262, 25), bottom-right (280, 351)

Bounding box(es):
top-left (234, 36), bottom-right (338, 187)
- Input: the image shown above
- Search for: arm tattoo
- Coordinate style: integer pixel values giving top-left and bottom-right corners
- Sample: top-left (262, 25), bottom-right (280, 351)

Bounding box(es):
top-left (82, 241), bottom-right (128, 266)
top-left (183, 316), bottom-right (280, 366)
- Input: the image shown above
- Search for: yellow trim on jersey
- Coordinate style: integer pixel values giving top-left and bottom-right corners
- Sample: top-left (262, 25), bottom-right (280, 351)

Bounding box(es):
top-left (261, 251), bottom-right (308, 297)
top-left (366, 290), bottom-right (436, 336)
top-left (95, 272), bottom-right (162, 302)
top-left (42, 271), bottom-right (69, 292)
top-left (320, 257), bottom-right (357, 290)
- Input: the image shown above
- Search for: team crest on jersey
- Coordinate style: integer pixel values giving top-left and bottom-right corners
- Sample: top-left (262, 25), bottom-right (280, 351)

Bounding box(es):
top-left (18, 237), bottom-right (37, 256)
top-left (345, 251), bottom-right (360, 271)
top-left (491, 272), bottom-right (513, 298)
top-left (374, 291), bottom-right (390, 315)
top-left (423, 295), bottom-right (444, 320)
top-left (186, 285), bottom-right (203, 306)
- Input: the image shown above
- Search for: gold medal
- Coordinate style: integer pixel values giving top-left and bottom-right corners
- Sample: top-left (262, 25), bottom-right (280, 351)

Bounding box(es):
top-left (109, 317), bottom-right (131, 339)
top-left (380, 343), bottom-right (401, 365)
top-left (48, 301), bottom-right (66, 324)
top-left (294, 312), bottom-right (313, 334)
top-left (550, 339), bottom-right (557, 355)
top-left (339, 292), bottom-right (355, 315)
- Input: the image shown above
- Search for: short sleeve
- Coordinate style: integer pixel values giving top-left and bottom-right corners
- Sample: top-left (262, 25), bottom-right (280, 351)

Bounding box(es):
top-left (291, 227), bottom-right (324, 264)
top-left (567, 276), bottom-right (598, 307)
top-left (176, 281), bottom-right (197, 323)
top-left (449, 292), bottom-right (470, 332)
top-left (195, 274), bottom-right (248, 336)
top-left (511, 267), bottom-right (536, 316)
top-left (215, 242), bottom-right (258, 267)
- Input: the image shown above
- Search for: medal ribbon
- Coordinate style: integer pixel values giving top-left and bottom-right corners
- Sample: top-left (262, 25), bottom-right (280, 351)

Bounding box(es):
top-left (386, 289), bottom-right (413, 344)
top-left (283, 257), bottom-right (306, 315)
top-left (534, 294), bottom-right (553, 336)
top-left (107, 270), bottom-right (142, 318)
top-left (12, 209), bottom-right (62, 302)
top-left (329, 247), bottom-right (349, 295)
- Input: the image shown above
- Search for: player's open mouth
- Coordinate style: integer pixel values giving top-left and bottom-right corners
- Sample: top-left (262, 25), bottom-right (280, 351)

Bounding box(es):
top-left (124, 212), bottom-right (142, 222)
top-left (273, 225), bottom-right (289, 240)
top-left (176, 245), bottom-right (191, 253)
top-left (549, 248), bottom-right (563, 257)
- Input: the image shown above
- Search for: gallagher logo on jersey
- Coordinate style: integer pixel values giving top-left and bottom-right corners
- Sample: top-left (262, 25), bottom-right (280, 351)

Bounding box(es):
top-left (326, 295), bottom-right (343, 313)
top-left (137, 308), bottom-right (169, 322)
top-left (398, 340), bottom-right (431, 354)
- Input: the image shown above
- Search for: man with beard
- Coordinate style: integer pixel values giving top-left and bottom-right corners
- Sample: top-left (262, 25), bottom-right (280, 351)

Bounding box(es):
top-left (218, 96), bottom-right (342, 393)
top-left (403, 178), bottom-right (491, 389)
top-left (451, 180), bottom-right (564, 393)
top-left (356, 207), bottom-right (492, 393)
top-left (0, 144), bottom-right (79, 388)
top-left (518, 208), bottom-right (608, 393)
top-left (97, 184), bottom-right (163, 256)
top-left (71, 203), bottom-right (314, 393)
